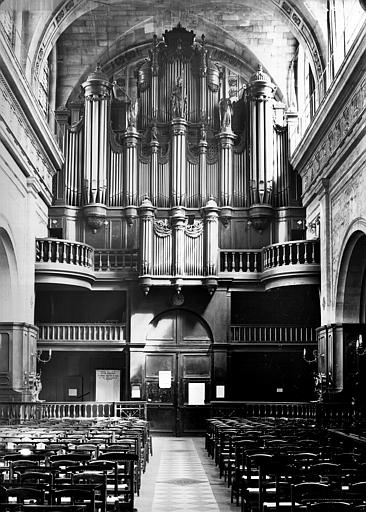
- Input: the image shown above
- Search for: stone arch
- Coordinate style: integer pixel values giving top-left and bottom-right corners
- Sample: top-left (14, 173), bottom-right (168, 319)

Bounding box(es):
top-left (146, 308), bottom-right (213, 343)
top-left (335, 225), bottom-right (366, 323)
top-left (0, 226), bottom-right (19, 322)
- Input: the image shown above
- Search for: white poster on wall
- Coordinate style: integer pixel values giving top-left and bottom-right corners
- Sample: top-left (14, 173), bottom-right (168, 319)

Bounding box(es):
top-left (159, 370), bottom-right (171, 388)
top-left (188, 382), bottom-right (205, 405)
top-left (95, 369), bottom-right (120, 402)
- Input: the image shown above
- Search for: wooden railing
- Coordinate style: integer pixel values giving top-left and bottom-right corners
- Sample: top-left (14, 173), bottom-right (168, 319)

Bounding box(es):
top-left (263, 239), bottom-right (320, 270)
top-left (220, 249), bottom-right (262, 273)
top-left (36, 238), bottom-right (93, 268)
top-left (94, 249), bottom-right (138, 272)
top-left (0, 401), bottom-right (147, 423)
top-left (230, 325), bottom-right (317, 343)
top-left (210, 401), bottom-right (354, 427)
top-left (38, 323), bottom-right (126, 343)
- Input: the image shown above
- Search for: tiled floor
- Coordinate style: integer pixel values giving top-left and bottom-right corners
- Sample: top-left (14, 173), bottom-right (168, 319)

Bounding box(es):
top-left (134, 437), bottom-right (238, 512)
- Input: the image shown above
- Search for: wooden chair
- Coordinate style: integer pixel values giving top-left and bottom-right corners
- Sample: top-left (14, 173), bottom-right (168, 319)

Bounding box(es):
top-left (307, 502), bottom-right (352, 511)
top-left (51, 487), bottom-right (96, 512)
top-left (0, 485), bottom-right (45, 506)
top-left (97, 453), bottom-right (137, 511)
top-left (291, 482), bottom-right (330, 511)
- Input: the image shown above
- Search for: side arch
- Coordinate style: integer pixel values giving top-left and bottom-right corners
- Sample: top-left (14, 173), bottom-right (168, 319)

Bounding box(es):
top-left (0, 226), bottom-right (19, 322)
top-left (335, 224), bottom-right (366, 323)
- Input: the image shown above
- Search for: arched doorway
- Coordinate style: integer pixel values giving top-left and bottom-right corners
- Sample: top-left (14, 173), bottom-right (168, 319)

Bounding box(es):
top-left (143, 309), bottom-right (213, 435)
top-left (0, 227), bottom-right (18, 322)
top-left (336, 230), bottom-right (366, 323)
top-left (335, 230), bottom-right (366, 415)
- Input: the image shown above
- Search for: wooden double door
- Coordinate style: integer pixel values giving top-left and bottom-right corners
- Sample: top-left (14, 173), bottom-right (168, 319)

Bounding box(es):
top-left (143, 309), bottom-right (213, 435)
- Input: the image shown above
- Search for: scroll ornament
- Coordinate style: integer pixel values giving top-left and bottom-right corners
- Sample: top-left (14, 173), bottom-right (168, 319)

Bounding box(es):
top-left (154, 219), bottom-right (172, 237)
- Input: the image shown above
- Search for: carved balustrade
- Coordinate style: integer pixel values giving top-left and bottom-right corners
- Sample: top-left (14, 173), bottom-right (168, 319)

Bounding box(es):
top-left (263, 239), bottom-right (319, 268)
top-left (94, 249), bottom-right (138, 272)
top-left (36, 238), bottom-right (93, 267)
top-left (0, 401), bottom-right (147, 422)
top-left (230, 325), bottom-right (316, 343)
top-left (220, 249), bottom-right (262, 273)
top-left (38, 323), bottom-right (126, 343)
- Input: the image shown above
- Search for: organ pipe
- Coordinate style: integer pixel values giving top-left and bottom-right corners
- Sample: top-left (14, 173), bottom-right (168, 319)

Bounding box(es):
top-left (171, 207), bottom-right (186, 278)
top-left (199, 126), bottom-right (208, 204)
top-left (138, 198), bottom-right (155, 275)
top-left (81, 66), bottom-right (111, 230)
top-left (202, 198), bottom-right (219, 293)
top-left (124, 129), bottom-right (139, 207)
top-left (219, 132), bottom-right (235, 206)
top-left (171, 120), bottom-right (187, 206)
top-left (247, 65), bottom-right (276, 205)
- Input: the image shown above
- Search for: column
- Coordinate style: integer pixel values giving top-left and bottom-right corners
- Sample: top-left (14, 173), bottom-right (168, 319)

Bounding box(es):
top-left (81, 66), bottom-right (111, 205)
top-left (171, 120), bottom-right (187, 206)
top-left (219, 131), bottom-right (235, 206)
top-left (199, 35), bottom-right (208, 121)
top-left (54, 107), bottom-right (69, 205)
top-left (248, 65), bottom-right (276, 205)
top-left (123, 129), bottom-right (140, 208)
top-left (138, 198), bottom-right (155, 295)
top-left (171, 207), bottom-right (186, 284)
top-left (199, 125), bottom-right (208, 204)
top-left (150, 126), bottom-right (159, 203)
top-left (201, 198), bottom-right (219, 293)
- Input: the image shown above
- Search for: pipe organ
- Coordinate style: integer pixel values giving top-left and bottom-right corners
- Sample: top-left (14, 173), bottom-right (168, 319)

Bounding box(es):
top-left (55, 24), bottom-right (300, 292)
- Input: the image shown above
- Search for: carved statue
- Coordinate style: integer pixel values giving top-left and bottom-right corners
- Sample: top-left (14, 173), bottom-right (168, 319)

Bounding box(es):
top-left (31, 373), bottom-right (43, 402)
top-left (171, 76), bottom-right (187, 119)
top-left (151, 124), bottom-right (158, 141)
top-left (219, 97), bottom-right (233, 131)
top-left (127, 97), bottom-right (139, 128)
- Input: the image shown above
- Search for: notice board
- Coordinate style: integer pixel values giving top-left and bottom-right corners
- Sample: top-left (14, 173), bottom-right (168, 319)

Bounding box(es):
top-left (95, 369), bottom-right (120, 402)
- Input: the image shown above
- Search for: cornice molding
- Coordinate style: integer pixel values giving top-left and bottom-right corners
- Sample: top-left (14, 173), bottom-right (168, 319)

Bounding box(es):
top-left (0, 27), bottom-right (63, 176)
top-left (291, 22), bottom-right (366, 173)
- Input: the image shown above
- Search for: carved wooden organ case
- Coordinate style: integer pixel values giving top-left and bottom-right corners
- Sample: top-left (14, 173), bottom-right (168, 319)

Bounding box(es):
top-left (55, 24), bottom-right (298, 293)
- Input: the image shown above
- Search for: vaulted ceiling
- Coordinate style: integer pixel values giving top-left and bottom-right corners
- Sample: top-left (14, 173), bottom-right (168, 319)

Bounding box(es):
top-left (4, 0), bottom-right (330, 108)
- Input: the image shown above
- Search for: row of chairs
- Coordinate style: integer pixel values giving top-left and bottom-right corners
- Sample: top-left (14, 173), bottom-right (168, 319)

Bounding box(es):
top-left (206, 417), bottom-right (366, 511)
top-left (0, 417), bottom-right (151, 511)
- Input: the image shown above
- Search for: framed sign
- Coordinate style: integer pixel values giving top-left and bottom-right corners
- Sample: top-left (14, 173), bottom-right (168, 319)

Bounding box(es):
top-left (95, 369), bottom-right (120, 402)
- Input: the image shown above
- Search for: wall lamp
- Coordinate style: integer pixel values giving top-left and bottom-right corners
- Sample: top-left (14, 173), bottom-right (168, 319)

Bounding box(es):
top-left (303, 347), bottom-right (318, 364)
top-left (356, 334), bottom-right (366, 356)
top-left (37, 349), bottom-right (52, 363)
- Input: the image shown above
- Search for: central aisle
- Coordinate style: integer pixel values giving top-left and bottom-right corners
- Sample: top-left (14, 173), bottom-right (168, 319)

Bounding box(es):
top-left (134, 436), bottom-right (238, 512)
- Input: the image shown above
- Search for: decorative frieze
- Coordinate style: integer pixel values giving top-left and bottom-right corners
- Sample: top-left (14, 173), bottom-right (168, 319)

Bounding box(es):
top-left (303, 77), bottom-right (366, 192)
top-left (0, 70), bottom-right (55, 197)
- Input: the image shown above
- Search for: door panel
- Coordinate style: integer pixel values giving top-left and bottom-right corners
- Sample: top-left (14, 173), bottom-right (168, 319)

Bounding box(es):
top-left (143, 309), bottom-right (213, 435)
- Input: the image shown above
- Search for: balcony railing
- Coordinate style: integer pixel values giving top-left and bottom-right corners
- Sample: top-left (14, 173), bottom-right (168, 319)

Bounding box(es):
top-left (36, 238), bottom-right (93, 267)
top-left (38, 323), bottom-right (126, 343)
top-left (0, 401), bottom-right (147, 422)
top-left (94, 249), bottom-right (138, 272)
top-left (263, 240), bottom-right (319, 269)
top-left (230, 325), bottom-right (316, 343)
top-left (220, 250), bottom-right (262, 273)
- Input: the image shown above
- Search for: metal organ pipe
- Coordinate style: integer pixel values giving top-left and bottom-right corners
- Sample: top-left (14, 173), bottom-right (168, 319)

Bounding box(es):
top-left (81, 67), bottom-right (112, 206)
top-left (171, 207), bottom-right (186, 277)
top-left (247, 65), bottom-right (276, 205)
top-left (171, 120), bottom-right (187, 206)
top-left (219, 132), bottom-right (235, 206)
top-left (124, 131), bottom-right (139, 206)
top-left (138, 198), bottom-right (155, 276)
top-left (202, 198), bottom-right (219, 292)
